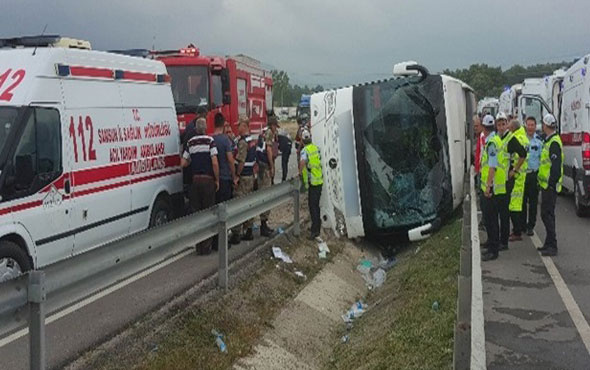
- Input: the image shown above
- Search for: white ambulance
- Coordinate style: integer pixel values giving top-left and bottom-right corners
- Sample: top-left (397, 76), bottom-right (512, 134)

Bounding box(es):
top-left (476, 97), bottom-right (499, 117)
top-left (559, 55), bottom-right (590, 216)
top-left (310, 62), bottom-right (475, 242)
top-left (0, 36), bottom-right (183, 282)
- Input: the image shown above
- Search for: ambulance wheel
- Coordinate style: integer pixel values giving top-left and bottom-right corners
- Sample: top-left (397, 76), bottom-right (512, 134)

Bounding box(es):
top-left (0, 240), bottom-right (32, 283)
top-left (149, 196), bottom-right (172, 228)
top-left (574, 182), bottom-right (590, 217)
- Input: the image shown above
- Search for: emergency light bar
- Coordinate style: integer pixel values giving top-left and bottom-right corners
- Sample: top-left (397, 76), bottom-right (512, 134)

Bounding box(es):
top-left (55, 63), bottom-right (170, 83)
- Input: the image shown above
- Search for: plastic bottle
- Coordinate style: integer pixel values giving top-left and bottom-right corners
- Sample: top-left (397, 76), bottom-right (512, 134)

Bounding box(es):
top-left (211, 329), bottom-right (227, 353)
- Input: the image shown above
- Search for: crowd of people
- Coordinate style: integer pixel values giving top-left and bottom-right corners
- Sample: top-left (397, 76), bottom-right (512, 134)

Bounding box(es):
top-left (474, 111), bottom-right (563, 261)
top-left (180, 110), bottom-right (323, 254)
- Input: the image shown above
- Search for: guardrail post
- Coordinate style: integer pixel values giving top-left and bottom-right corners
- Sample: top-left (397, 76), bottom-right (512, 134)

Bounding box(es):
top-left (28, 270), bottom-right (46, 370)
top-left (293, 180), bottom-right (300, 237)
top-left (217, 203), bottom-right (229, 290)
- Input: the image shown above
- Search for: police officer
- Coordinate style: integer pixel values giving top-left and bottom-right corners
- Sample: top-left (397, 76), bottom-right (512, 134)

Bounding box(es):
top-left (506, 119), bottom-right (529, 241)
top-left (523, 116), bottom-right (543, 235)
top-left (256, 116), bottom-right (278, 237)
top-left (537, 114), bottom-right (563, 256)
top-left (229, 116), bottom-right (257, 244)
top-left (496, 113), bottom-right (527, 249)
top-left (299, 129), bottom-right (323, 239)
top-left (480, 114), bottom-right (508, 261)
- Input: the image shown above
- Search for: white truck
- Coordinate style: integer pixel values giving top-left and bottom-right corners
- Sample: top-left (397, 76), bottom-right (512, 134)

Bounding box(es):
top-left (498, 83), bottom-right (522, 117)
top-left (477, 97), bottom-right (499, 117)
top-left (310, 62), bottom-right (475, 242)
top-left (0, 36), bottom-right (183, 281)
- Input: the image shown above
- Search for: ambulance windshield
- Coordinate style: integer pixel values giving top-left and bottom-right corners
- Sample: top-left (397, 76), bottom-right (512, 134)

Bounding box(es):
top-left (167, 66), bottom-right (210, 114)
top-left (0, 107), bottom-right (19, 156)
top-left (353, 76), bottom-right (452, 234)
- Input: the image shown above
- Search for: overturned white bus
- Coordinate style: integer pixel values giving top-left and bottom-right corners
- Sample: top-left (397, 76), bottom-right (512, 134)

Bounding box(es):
top-left (310, 62), bottom-right (475, 242)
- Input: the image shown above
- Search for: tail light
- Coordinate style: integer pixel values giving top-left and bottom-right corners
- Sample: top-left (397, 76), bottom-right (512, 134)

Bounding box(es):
top-left (582, 132), bottom-right (590, 170)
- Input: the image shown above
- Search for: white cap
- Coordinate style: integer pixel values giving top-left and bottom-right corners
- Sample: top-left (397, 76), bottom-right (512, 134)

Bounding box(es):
top-left (495, 112), bottom-right (508, 121)
top-left (302, 129), bottom-right (311, 140)
top-left (482, 114), bottom-right (495, 127)
top-left (543, 113), bottom-right (557, 127)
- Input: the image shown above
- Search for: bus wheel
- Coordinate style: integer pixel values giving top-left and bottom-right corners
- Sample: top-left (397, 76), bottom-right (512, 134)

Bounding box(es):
top-left (0, 240), bottom-right (32, 283)
top-left (149, 196), bottom-right (172, 228)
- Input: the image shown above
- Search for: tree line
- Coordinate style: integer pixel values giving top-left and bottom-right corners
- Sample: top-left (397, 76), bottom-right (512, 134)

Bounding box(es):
top-left (271, 70), bottom-right (323, 107)
top-left (442, 60), bottom-right (576, 98)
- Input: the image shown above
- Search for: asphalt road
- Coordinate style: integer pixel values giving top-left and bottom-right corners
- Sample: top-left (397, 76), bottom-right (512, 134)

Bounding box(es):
top-left (0, 151), bottom-right (300, 370)
top-left (483, 193), bottom-right (590, 369)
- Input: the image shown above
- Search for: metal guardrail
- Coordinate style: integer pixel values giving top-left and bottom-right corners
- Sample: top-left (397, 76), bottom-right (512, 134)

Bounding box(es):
top-left (0, 179), bottom-right (300, 370)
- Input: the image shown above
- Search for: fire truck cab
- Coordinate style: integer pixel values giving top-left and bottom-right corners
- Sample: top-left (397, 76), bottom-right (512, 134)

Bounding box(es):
top-left (155, 46), bottom-right (273, 135)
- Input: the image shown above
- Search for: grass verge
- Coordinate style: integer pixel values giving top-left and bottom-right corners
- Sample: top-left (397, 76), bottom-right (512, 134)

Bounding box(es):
top-left (325, 215), bottom-right (462, 370)
top-left (84, 231), bottom-right (344, 370)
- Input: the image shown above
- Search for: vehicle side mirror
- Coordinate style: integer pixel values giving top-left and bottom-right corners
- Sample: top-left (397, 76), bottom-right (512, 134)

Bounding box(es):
top-left (15, 155), bottom-right (34, 190)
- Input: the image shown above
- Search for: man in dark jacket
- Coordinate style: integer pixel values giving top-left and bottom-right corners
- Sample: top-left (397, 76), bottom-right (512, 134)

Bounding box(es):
top-left (277, 129), bottom-right (293, 182)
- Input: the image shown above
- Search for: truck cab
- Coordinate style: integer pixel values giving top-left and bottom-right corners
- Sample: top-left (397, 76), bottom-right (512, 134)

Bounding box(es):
top-left (155, 46), bottom-right (273, 135)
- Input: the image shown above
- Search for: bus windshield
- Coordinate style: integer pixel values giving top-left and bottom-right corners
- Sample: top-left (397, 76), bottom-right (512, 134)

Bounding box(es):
top-left (353, 76), bottom-right (452, 234)
top-left (167, 66), bottom-right (209, 114)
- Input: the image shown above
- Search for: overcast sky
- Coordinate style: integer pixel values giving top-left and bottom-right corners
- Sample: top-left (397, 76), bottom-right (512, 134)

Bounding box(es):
top-left (3, 0), bottom-right (590, 87)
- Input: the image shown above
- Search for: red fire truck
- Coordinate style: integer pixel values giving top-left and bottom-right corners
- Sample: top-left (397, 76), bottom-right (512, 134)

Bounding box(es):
top-left (154, 45), bottom-right (273, 135)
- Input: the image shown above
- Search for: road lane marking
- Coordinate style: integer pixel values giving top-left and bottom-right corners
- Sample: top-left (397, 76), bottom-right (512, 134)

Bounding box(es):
top-left (470, 171), bottom-right (486, 369)
top-left (0, 248), bottom-right (193, 348)
top-left (531, 232), bottom-right (590, 355)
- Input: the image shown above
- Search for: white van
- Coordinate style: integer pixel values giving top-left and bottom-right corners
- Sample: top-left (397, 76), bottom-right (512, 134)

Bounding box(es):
top-left (310, 62), bottom-right (475, 242)
top-left (559, 55), bottom-right (590, 216)
top-left (0, 36), bottom-right (183, 281)
top-left (499, 83), bottom-right (522, 117)
top-left (477, 97), bottom-right (499, 117)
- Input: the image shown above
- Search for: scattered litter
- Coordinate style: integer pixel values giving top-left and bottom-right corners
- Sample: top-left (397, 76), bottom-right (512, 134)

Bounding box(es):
top-left (372, 268), bottom-right (387, 288)
top-left (317, 238), bottom-right (330, 259)
top-left (341, 300), bottom-right (368, 323)
top-left (272, 246), bottom-right (293, 263)
top-left (151, 344), bottom-right (158, 353)
top-left (432, 301), bottom-right (440, 312)
top-left (253, 224), bottom-right (259, 231)
top-left (211, 329), bottom-right (227, 353)
top-left (341, 335), bottom-right (350, 343)
top-left (295, 270), bottom-right (306, 279)
top-left (378, 256), bottom-right (397, 270)
top-left (277, 227), bottom-right (284, 234)
top-left (444, 236), bottom-right (449, 240)
top-left (356, 259), bottom-right (373, 275)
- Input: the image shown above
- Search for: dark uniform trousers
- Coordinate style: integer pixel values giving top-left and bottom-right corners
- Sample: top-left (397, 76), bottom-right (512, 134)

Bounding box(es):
top-left (309, 184), bottom-right (322, 235)
top-left (523, 171), bottom-right (539, 230)
top-left (481, 194), bottom-right (499, 254)
top-left (541, 188), bottom-right (558, 249)
top-left (190, 176), bottom-right (216, 254)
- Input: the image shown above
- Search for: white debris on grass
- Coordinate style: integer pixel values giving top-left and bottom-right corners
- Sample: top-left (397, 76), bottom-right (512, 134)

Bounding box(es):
top-left (272, 246), bottom-right (293, 264)
top-left (341, 300), bottom-right (368, 323)
top-left (317, 238), bottom-right (330, 259)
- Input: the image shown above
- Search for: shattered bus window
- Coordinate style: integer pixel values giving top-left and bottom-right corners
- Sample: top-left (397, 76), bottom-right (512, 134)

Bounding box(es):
top-left (353, 76), bottom-right (452, 235)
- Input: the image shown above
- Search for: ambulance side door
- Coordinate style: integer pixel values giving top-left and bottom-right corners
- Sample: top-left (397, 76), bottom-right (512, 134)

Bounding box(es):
top-left (63, 79), bottom-right (132, 256)
top-left (2, 106), bottom-right (74, 267)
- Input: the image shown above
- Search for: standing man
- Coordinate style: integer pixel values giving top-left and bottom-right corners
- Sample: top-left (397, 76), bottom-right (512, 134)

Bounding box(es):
top-left (523, 117), bottom-right (543, 236)
top-left (537, 114), bottom-right (563, 256)
top-left (256, 116), bottom-right (278, 237)
top-left (229, 116), bottom-right (258, 244)
top-left (181, 118), bottom-right (219, 255)
top-left (299, 129), bottom-right (323, 239)
top-left (507, 119), bottom-right (529, 241)
top-left (496, 113), bottom-right (526, 249)
top-left (212, 113), bottom-right (236, 204)
top-left (278, 128), bottom-right (293, 182)
top-left (480, 114), bottom-right (508, 261)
